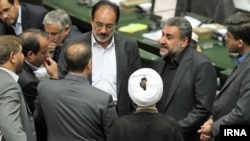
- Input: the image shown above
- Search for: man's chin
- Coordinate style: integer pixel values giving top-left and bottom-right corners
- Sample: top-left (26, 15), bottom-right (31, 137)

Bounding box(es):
top-left (96, 37), bottom-right (109, 43)
top-left (5, 20), bottom-right (13, 25)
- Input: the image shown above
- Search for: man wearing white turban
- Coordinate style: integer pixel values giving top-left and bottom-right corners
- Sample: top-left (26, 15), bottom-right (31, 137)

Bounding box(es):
top-left (107, 68), bottom-right (184, 141)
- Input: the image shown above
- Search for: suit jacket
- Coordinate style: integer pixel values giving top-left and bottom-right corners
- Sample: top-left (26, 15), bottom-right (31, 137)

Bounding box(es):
top-left (18, 62), bottom-right (39, 113)
top-left (57, 32), bottom-right (142, 116)
top-left (34, 74), bottom-right (118, 141)
top-left (108, 110), bottom-right (184, 141)
top-left (0, 3), bottom-right (48, 35)
top-left (18, 62), bottom-right (47, 141)
top-left (211, 53), bottom-right (250, 138)
top-left (0, 69), bottom-right (36, 141)
top-left (156, 47), bottom-right (217, 141)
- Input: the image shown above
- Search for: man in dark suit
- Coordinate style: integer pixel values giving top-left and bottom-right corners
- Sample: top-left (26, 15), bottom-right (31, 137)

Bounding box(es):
top-left (156, 17), bottom-right (217, 141)
top-left (35, 41), bottom-right (118, 141)
top-left (0, 35), bottom-right (36, 141)
top-left (0, 0), bottom-right (48, 35)
top-left (43, 9), bottom-right (82, 62)
top-left (57, 0), bottom-right (141, 116)
top-left (18, 28), bottom-right (58, 114)
top-left (198, 12), bottom-right (250, 141)
top-left (18, 28), bottom-right (58, 141)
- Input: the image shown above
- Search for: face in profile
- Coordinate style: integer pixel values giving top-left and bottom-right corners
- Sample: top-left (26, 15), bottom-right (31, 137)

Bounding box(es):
top-left (45, 23), bottom-right (69, 47)
top-left (33, 36), bottom-right (49, 67)
top-left (159, 25), bottom-right (186, 58)
top-left (91, 5), bottom-right (116, 44)
top-left (0, 0), bottom-right (19, 25)
top-left (224, 31), bottom-right (240, 53)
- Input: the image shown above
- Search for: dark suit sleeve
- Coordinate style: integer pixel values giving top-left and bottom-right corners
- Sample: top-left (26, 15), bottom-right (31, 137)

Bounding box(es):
top-left (34, 83), bottom-right (44, 125)
top-left (21, 81), bottom-right (38, 113)
top-left (102, 95), bottom-right (118, 139)
top-left (178, 61), bottom-right (217, 136)
top-left (33, 90), bottom-right (48, 141)
top-left (106, 120), bottom-right (120, 141)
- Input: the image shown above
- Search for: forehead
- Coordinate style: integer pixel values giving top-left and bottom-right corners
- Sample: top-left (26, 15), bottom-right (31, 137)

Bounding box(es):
top-left (38, 35), bottom-right (49, 47)
top-left (44, 23), bottom-right (60, 31)
top-left (162, 25), bottom-right (180, 36)
top-left (226, 31), bottom-right (234, 37)
top-left (93, 5), bottom-right (116, 23)
top-left (0, 0), bottom-right (11, 8)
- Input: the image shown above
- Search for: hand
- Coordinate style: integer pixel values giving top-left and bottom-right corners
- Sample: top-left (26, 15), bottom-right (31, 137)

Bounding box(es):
top-left (48, 41), bottom-right (57, 54)
top-left (200, 132), bottom-right (211, 141)
top-left (43, 57), bottom-right (58, 79)
top-left (198, 119), bottom-right (213, 141)
top-left (201, 119), bottom-right (213, 129)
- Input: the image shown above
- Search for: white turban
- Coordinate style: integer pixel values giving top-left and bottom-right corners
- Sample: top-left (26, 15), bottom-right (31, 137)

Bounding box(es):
top-left (128, 68), bottom-right (163, 107)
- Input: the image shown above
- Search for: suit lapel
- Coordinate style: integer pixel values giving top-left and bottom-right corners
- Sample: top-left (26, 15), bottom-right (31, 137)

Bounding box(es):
top-left (20, 5), bottom-right (30, 32)
top-left (114, 33), bottom-right (123, 96)
top-left (218, 54), bottom-right (250, 97)
top-left (157, 58), bottom-right (165, 75)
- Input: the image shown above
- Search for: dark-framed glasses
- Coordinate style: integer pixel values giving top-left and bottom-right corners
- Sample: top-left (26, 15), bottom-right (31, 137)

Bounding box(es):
top-left (95, 22), bottom-right (115, 30)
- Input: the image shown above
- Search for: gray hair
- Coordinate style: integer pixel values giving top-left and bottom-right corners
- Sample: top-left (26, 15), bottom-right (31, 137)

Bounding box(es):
top-left (43, 9), bottom-right (72, 30)
top-left (161, 17), bottom-right (192, 43)
top-left (0, 35), bottom-right (21, 64)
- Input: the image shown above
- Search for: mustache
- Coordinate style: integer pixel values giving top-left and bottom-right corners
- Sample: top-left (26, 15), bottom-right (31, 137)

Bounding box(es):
top-left (99, 33), bottom-right (108, 37)
top-left (160, 44), bottom-right (168, 49)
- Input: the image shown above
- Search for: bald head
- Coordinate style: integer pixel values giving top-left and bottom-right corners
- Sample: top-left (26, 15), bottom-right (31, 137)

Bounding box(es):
top-left (65, 41), bottom-right (91, 73)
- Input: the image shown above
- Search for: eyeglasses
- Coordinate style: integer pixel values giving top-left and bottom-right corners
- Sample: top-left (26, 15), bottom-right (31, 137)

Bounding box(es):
top-left (95, 22), bottom-right (115, 30)
top-left (0, 4), bottom-right (13, 17)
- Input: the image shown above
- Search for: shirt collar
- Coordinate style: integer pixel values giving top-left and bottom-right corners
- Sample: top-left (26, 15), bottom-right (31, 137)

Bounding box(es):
top-left (25, 60), bottom-right (39, 71)
top-left (0, 67), bottom-right (19, 82)
top-left (237, 51), bottom-right (250, 66)
top-left (16, 5), bottom-right (22, 26)
top-left (10, 5), bottom-right (22, 29)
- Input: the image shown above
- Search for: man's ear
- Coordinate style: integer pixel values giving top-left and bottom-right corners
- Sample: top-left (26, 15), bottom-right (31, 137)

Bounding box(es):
top-left (26, 51), bottom-right (34, 61)
top-left (181, 36), bottom-right (189, 48)
top-left (86, 59), bottom-right (92, 72)
top-left (9, 51), bottom-right (16, 64)
top-left (238, 39), bottom-right (244, 48)
top-left (64, 25), bottom-right (70, 35)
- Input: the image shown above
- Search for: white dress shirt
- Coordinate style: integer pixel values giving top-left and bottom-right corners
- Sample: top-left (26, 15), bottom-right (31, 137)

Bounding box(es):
top-left (91, 34), bottom-right (118, 104)
top-left (11, 5), bottom-right (23, 35)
